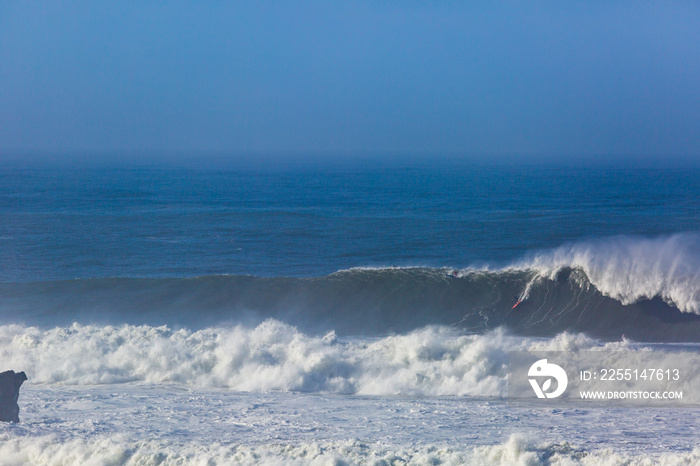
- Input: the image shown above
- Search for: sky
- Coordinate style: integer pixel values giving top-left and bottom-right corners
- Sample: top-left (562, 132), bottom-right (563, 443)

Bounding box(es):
top-left (1, 1), bottom-right (700, 160)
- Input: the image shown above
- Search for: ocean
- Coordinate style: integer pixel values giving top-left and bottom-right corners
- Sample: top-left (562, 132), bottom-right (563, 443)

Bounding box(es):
top-left (1, 156), bottom-right (699, 464)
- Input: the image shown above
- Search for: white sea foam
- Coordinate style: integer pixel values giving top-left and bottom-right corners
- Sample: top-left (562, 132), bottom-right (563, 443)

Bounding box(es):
top-left (0, 432), bottom-right (698, 466)
top-left (0, 320), bottom-right (676, 396)
top-left (510, 233), bottom-right (700, 313)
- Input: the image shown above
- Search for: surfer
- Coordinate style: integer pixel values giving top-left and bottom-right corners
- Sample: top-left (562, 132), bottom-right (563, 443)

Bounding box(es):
top-left (512, 294), bottom-right (525, 309)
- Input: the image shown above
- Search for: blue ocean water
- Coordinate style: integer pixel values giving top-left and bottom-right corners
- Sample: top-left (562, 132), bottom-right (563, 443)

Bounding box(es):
top-left (1, 157), bottom-right (698, 281)
top-left (2, 157), bottom-right (700, 340)
top-left (3, 157), bottom-right (700, 464)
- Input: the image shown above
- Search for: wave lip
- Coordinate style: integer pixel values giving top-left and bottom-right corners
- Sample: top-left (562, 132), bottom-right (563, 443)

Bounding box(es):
top-left (511, 233), bottom-right (700, 314)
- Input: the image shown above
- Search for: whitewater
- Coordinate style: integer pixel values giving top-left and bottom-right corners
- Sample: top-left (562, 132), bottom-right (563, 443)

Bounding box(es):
top-left (3, 322), bottom-right (700, 465)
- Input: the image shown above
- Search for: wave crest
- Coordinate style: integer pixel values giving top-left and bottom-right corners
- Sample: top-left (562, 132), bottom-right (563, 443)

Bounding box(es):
top-left (514, 233), bottom-right (700, 313)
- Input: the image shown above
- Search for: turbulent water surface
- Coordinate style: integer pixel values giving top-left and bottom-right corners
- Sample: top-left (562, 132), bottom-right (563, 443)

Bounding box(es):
top-left (1, 159), bottom-right (699, 464)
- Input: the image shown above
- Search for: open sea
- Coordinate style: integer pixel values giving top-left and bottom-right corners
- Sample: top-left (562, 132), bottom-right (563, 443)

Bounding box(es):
top-left (1, 156), bottom-right (699, 465)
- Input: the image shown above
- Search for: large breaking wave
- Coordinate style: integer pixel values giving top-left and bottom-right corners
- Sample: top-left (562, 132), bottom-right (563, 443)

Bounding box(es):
top-left (2, 234), bottom-right (700, 341)
top-left (511, 233), bottom-right (700, 314)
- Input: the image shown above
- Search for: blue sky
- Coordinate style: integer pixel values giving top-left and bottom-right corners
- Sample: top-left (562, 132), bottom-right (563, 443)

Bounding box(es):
top-left (1, 1), bottom-right (699, 159)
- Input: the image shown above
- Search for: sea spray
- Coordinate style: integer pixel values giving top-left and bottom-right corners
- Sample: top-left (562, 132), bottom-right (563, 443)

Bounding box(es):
top-left (0, 321), bottom-right (648, 395)
top-left (513, 233), bottom-right (700, 313)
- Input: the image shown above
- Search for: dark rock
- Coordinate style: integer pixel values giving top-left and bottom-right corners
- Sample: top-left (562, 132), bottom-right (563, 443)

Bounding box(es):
top-left (0, 370), bottom-right (27, 423)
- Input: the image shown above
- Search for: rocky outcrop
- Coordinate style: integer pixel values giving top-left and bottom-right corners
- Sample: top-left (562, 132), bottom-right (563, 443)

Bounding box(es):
top-left (0, 370), bottom-right (27, 423)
